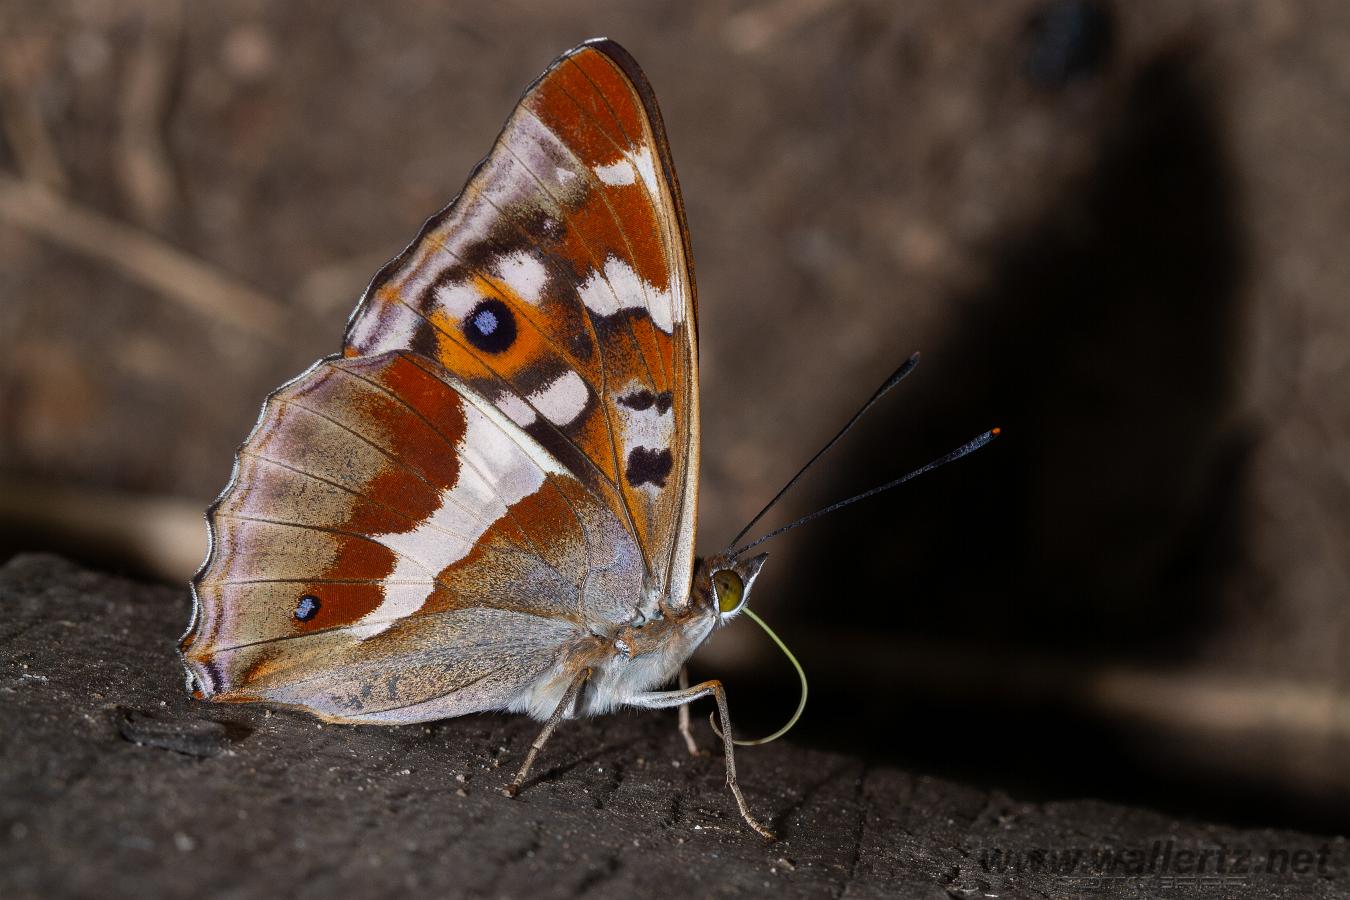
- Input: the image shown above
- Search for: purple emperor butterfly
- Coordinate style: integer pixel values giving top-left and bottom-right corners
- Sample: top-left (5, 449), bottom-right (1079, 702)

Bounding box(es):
top-left (180, 38), bottom-right (780, 838)
top-left (178, 37), bottom-right (1000, 840)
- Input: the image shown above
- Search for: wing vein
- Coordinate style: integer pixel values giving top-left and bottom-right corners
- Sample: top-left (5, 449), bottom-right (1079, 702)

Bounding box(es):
top-left (214, 511), bottom-right (443, 583)
top-left (209, 607), bottom-right (580, 653)
top-left (226, 448), bottom-right (574, 593)
top-left (519, 104), bottom-right (664, 395)
top-left (268, 396), bottom-right (571, 586)
top-left (556, 62), bottom-right (673, 389)
top-left (496, 133), bottom-right (649, 569)
top-left (236, 449), bottom-right (494, 545)
top-left (328, 362), bottom-right (571, 589)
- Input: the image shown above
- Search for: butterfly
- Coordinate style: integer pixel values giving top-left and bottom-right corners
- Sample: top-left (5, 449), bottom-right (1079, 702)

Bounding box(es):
top-left (179, 38), bottom-right (781, 839)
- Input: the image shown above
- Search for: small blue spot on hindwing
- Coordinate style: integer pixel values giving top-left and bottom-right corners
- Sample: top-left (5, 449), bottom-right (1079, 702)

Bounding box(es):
top-left (294, 595), bottom-right (321, 622)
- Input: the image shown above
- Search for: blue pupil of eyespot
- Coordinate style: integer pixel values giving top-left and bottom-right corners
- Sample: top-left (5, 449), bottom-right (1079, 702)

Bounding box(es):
top-left (472, 308), bottom-right (498, 335)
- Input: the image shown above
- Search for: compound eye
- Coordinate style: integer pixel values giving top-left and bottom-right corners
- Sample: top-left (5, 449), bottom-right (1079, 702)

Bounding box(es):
top-left (713, 570), bottom-right (746, 615)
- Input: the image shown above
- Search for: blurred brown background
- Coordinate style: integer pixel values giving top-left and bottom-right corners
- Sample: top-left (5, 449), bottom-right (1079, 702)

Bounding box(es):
top-left (2, 0), bottom-right (1347, 834)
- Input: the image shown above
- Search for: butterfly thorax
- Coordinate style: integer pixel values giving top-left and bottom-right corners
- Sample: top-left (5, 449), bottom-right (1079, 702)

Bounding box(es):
top-left (516, 552), bottom-right (770, 721)
top-left (513, 597), bottom-right (711, 720)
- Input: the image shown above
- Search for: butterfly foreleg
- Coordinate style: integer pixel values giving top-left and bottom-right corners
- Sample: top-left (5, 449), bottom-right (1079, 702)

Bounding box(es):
top-left (628, 680), bottom-right (775, 841)
top-left (504, 666), bottom-right (592, 799)
top-left (676, 665), bottom-right (705, 757)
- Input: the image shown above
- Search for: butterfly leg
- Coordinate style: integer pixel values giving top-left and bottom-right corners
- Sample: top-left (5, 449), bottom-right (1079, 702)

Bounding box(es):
top-left (676, 665), bottom-right (704, 757)
top-left (628, 680), bottom-right (775, 841)
top-left (504, 667), bottom-right (591, 799)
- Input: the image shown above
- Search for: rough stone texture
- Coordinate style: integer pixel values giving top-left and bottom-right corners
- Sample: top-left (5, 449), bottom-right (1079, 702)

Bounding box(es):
top-left (2, 554), bottom-right (1346, 899)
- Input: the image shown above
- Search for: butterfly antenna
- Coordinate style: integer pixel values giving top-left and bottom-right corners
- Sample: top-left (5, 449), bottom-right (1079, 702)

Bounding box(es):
top-left (709, 607), bottom-right (808, 746)
top-left (729, 427), bottom-right (1002, 558)
top-left (726, 352), bottom-right (922, 552)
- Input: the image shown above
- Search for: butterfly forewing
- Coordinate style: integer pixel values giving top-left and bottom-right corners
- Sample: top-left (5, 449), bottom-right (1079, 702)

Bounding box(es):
top-left (344, 40), bottom-right (698, 607)
top-left (182, 41), bottom-right (699, 723)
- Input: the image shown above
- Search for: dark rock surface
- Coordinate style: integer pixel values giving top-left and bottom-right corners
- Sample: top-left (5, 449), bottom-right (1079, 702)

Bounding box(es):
top-left (1, 554), bottom-right (1345, 899)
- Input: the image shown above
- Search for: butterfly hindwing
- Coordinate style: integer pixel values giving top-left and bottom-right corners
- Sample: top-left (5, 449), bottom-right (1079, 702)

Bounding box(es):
top-left (182, 351), bottom-right (648, 722)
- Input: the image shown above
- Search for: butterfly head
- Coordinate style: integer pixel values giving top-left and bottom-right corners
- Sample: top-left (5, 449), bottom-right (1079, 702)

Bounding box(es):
top-left (694, 552), bottom-right (769, 621)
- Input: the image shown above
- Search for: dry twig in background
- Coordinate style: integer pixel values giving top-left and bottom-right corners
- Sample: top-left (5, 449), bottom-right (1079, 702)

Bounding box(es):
top-left (116, 0), bottom-right (183, 230)
top-left (0, 174), bottom-right (287, 340)
top-left (0, 38), bottom-right (69, 193)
